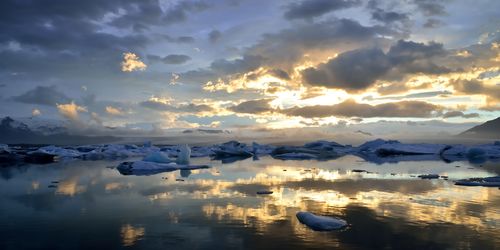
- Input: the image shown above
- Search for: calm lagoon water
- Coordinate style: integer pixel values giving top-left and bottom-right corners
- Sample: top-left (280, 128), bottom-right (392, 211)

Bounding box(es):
top-left (0, 156), bottom-right (499, 249)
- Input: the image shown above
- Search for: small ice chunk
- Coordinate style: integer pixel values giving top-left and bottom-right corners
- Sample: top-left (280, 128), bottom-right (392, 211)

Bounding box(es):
top-left (256, 190), bottom-right (273, 195)
top-left (418, 174), bottom-right (440, 179)
top-left (296, 212), bottom-right (347, 231)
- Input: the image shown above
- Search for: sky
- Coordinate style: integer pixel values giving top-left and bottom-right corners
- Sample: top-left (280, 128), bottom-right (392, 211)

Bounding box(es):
top-left (0, 0), bottom-right (499, 138)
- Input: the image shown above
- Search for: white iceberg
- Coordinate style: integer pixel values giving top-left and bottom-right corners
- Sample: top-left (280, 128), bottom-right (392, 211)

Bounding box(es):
top-left (296, 212), bottom-right (347, 231)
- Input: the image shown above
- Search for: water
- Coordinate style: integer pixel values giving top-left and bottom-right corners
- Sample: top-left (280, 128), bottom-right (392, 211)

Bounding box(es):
top-left (0, 156), bottom-right (499, 249)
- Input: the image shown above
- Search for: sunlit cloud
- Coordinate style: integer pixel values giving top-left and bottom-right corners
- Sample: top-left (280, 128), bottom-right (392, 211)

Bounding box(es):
top-left (31, 108), bottom-right (41, 116)
top-left (56, 102), bottom-right (87, 121)
top-left (105, 106), bottom-right (124, 116)
top-left (121, 52), bottom-right (147, 72)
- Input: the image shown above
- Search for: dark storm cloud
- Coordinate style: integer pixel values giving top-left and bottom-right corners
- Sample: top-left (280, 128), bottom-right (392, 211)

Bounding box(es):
top-left (283, 0), bottom-right (361, 20)
top-left (411, 0), bottom-right (447, 16)
top-left (11, 85), bottom-right (70, 106)
top-left (280, 99), bottom-right (442, 118)
top-left (104, 0), bottom-right (211, 30)
top-left (186, 18), bottom-right (398, 85)
top-left (0, 0), bottom-right (210, 82)
top-left (140, 100), bottom-right (214, 113)
top-left (228, 99), bottom-right (273, 114)
top-left (302, 48), bottom-right (391, 91)
top-left (371, 9), bottom-right (409, 23)
top-left (162, 1), bottom-right (211, 24)
top-left (161, 54), bottom-right (192, 64)
top-left (442, 111), bottom-right (479, 119)
top-left (208, 30), bottom-right (222, 43)
top-left (301, 40), bottom-right (450, 91)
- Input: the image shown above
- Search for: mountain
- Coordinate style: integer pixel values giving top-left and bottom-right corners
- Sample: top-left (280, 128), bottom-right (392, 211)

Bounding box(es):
top-left (460, 117), bottom-right (500, 139)
top-left (0, 117), bottom-right (119, 145)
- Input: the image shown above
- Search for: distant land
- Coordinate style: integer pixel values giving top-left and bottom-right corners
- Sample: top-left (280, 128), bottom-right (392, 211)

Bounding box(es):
top-left (0, 117), bottom-right (118, 145)
top-left (460, 117), bottom-right (500, 139)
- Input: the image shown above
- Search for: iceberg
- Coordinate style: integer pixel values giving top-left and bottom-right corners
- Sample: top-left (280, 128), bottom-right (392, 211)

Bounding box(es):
top-left (211, 141), bottom-right (253, 161)
top-left (270, 141), bottom-right (346, 160)
top-left (211, 141), bottom-right (253, 157)
top-left (296, 212), bottom-right (347, 231)
top-left (142, 151), bottom-right (173, 163)
top-left (35, 145), bottom-right (81, 158)
top-left (176, 144), bottom-right (191, 164)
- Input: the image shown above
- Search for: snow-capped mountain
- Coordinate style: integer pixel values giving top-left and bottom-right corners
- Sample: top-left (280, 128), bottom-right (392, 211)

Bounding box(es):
top-left (13, 117), bottom-right (69, 135)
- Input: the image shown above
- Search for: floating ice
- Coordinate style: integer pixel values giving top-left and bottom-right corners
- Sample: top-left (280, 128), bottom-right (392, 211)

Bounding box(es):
top-left (36, 145), bottom-right (81, 158)
top-left (116, 160), bottom-right (209, 176)
top-left (211, 141), bottom-right (253, 158)
top-left (455, 176), bottom-right (500, 187)
top-left (417, 174), bottom-right (440, 179)
top-left (296, 212), bottom-right (347, 231)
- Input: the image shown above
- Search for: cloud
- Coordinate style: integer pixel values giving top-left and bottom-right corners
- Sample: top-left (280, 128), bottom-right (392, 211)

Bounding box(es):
top-left (423, 18), bottom-right (444, 28)
top-left (121, 52), bottom-right (147, 72)
top-left (140, 98), bottom-right (214, 113)
top-left (450, 79), bottom-right (500, 101)
top-left (411, 0), bottom-right (447, 16)
top-left (281, 99), bottom-right (443, 118)
top-left (105, 106), bottom-right (124, 116)
top-left (371, 9), bottom-right (408, 23)
top-left (301, 48), bottom-right (391, 91)
top-left (57, 102), bottom-right (87, 121)
top-left (283, 0), bottom-right (361, 20)
top-left (208, 30), bottom-right (222, 43)
top-left (161, 54), bottom-right (192, 64)
top-left (186, 18), bottom-right (398, 87)
top-left (442, 111), bottom-right (479, 119)
top-left (363, 90), bottom-right (452, 101)
top-left (301, 40), bottom-right (450, 91)
top-left (228, 99), bottom-right (273, 114)
top-left (163, 35), bottom-right (195, 43)
top-left (32, 108), bottom-right (41, 116)
top-left (162, 1), bottom-right (211, 24)
top-left (267, 68), bottom-right (291, 80)
top-left (12, 85), bottom-right (70, 106)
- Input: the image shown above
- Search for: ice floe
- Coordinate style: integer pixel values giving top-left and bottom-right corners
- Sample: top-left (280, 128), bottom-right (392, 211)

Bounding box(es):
top-left (455, 176), bottom-right (500, 187)
top-left (296, 212), bottom-right (348, 231)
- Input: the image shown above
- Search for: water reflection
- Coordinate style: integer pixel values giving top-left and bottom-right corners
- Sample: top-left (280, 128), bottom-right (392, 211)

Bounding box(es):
top-left (120, 224), bottom-right (145, 246)
top-left (0, 156), bottom-right (498, 249)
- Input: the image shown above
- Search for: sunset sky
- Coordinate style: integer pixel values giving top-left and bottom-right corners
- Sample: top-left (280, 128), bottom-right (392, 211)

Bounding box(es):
top-left (1, 0), bottom-right (499, 135)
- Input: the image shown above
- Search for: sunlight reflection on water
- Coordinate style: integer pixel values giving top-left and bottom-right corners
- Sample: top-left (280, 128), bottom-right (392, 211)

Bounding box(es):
top-left (0, 155), bottom-right (498, 249)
